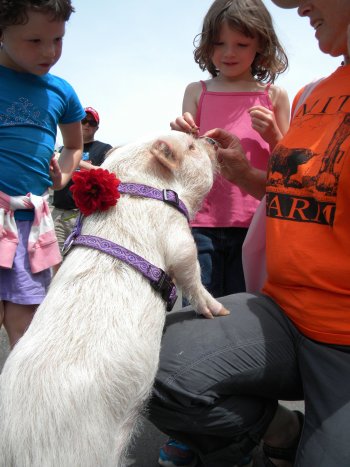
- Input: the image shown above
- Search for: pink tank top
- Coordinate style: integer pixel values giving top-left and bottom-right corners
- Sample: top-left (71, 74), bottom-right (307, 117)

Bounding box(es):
top-left (192, 81), bottom-right (272, 228)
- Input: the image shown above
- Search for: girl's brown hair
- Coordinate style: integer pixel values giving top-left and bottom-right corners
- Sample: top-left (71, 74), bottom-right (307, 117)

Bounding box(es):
top-left (194, 0), bottom-right (288, 82)
top-left (0, 0), bottom-right (74, 35)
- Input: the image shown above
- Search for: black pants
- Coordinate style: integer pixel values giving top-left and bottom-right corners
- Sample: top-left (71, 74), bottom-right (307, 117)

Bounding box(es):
top-left (148, 293), bottom-right (350, 467)
top-left (192, 227), bottom-right (247, 297)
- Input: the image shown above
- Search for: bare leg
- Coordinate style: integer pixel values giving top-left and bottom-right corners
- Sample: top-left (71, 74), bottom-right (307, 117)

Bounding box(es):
top-left (51, 263), bottom-right (61, 276)
top-left (260, 405), bottom-right (302, 467)
top-left (2, 302), bottom-right (37, 348)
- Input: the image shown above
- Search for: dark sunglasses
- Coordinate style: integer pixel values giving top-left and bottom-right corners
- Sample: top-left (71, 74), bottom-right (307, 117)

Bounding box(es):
top-left (81, 118), bottom-right (98, 127)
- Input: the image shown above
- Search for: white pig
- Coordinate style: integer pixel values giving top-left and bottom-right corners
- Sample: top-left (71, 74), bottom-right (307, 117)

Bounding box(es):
top-left (0, 131), bottom-right (229, 467)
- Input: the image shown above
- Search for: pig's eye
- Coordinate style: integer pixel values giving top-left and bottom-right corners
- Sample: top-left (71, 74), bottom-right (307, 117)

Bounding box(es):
top-left (189, 143), bottom-right (196, 151)
top-left (205, 137), bottom-right (217, 146)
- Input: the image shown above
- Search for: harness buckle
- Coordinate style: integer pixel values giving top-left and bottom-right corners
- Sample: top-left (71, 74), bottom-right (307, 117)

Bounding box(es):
top-left (162, 189), bottom-right (179, 209)
top-left (61, 237), bottom-right (74, 256)
top-left (151, 271), bottom-right (178, 312)
top-left (61, 213), bottom-right (83, 256)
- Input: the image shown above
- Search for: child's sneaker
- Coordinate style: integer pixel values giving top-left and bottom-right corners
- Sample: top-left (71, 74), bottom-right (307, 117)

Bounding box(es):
top-left (158, 439), bottom-right (198, 467)
top-left (158, 438), bottom-right (253, 467)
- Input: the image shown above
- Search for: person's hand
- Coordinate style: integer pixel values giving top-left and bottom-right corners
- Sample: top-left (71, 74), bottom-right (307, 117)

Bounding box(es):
top-left (170, 112), bottom-right (199, 135)
top-left (204, 128), bottom-right (266, 199)
top-left (248, 105), bottom-right (282, 149)
top-left (204, 128), bottom-right (251, 183)
top-left (49, 155), bottom-right (63, 190)
top-left (79, 159), bottom-right (94, 171)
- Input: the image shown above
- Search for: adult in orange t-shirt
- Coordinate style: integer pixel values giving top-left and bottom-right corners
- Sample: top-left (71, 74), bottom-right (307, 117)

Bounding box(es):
top-left (147, 1), bottom-right (350, 467)
top-left (264, 67), bottom-right (350, 345)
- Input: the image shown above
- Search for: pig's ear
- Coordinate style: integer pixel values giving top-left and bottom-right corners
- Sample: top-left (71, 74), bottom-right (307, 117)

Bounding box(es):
top-left (150, 140), bottom-right (180, 171)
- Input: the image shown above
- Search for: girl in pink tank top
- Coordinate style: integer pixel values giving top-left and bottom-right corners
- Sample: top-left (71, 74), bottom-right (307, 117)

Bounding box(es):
top-left (169, 0), bottom-right (290, 299)
top-left (160, 0), bottom-right (290, 463)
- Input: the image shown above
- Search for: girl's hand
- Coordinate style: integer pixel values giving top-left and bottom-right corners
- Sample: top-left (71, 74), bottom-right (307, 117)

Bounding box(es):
top-left (49, 155), bottom-right (63, 190)
top-left (248, 105), bottom-right (282, 149)
top-left (170, 112), bottom-right (199, 136)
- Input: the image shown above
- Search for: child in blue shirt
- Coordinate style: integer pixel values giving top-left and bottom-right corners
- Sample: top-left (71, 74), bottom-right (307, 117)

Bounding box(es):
top-left (0, 0), bottom-right (85, 348)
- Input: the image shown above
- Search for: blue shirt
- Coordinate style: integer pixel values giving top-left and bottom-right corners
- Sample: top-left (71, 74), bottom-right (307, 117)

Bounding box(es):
top-left (0, 65), bottom-right (85, 219)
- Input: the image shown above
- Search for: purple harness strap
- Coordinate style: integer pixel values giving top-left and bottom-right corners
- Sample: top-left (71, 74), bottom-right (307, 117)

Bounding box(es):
top-left (118, 183), bottom-right (190, 221)
top-left (69, 230), bottom-right (177, 311)
top-left (62, 184), bottom-right (189, 311)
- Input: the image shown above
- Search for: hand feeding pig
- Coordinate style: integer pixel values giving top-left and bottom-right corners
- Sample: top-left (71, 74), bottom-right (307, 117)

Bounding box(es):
top-left (0, 131), bottom-right (229, 467)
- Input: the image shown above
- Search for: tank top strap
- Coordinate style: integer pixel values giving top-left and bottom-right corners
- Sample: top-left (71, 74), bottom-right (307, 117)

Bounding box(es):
top-left (264, 83), bottom-right (271, 94)
top-left (263, 83), bottom-right (273, 110)
top-left (196, 82), bottom-right (207, 129)
top-left (200, 80), bottom-right (207, 92)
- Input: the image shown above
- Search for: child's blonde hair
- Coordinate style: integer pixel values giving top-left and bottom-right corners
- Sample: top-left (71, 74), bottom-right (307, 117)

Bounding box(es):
top-left (194, 0), bottom-right (288, 83)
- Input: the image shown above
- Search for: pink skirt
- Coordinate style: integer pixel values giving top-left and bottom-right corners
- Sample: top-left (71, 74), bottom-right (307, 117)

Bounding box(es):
top-left (0, 220), bottom-right (51, 305)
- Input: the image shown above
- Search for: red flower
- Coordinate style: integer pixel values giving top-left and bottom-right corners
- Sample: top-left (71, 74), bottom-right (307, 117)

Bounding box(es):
top-left (70, 168), bottom-right (120, 216)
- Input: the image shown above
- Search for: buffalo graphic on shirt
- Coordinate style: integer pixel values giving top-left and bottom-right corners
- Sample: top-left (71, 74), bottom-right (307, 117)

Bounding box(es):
top-left (266, 100), bottom-right (350, 227)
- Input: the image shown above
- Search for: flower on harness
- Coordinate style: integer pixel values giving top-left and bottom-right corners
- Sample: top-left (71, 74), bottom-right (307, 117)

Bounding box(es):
top-left (70, 168), bottom-right (120, 216)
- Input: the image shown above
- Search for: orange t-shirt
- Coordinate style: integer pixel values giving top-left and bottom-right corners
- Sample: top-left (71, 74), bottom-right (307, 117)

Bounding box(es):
top-left (263, 65), bottom-right (350, 345)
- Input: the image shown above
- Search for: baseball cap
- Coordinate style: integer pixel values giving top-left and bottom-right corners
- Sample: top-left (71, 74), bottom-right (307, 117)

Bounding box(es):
top-left (84, 107), bottom-right (100, 125)
top-left (270, 0), bottom-right (299, 8)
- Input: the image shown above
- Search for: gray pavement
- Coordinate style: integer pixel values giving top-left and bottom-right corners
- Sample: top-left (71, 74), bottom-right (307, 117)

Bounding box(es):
top-left (0, 324), bottom-right (303, 467)
top-left (0, 328), bottom-right (9, 371)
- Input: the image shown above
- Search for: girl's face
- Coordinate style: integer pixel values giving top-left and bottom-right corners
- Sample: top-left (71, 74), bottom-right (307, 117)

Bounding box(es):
top-left (0, 9), bottom-right (65, 75)
top-left (211, 21), bottom-right (260, 81)
top-left (298, 0), bottom-right (350, 58)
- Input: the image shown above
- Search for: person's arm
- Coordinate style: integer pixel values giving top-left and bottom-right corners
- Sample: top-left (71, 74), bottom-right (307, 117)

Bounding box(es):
top-left (271, 86), bottom-right (290, 137)
top-left (248, 85), bottom-right (290, 150)
top-left (78, 159), bottom-right (94, 170)
top-left (205, 128), bottom-right (266, 200)
top-left (80, 143), bottom-right (113, 170)
top-left (52, 121), bottom-right (83, 189)
top-left (170, 81), bottom-right (202, 134)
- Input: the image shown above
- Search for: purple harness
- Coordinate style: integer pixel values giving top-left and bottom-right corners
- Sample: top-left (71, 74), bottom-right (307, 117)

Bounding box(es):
top-left (62, 183), bottom-right (190, 311)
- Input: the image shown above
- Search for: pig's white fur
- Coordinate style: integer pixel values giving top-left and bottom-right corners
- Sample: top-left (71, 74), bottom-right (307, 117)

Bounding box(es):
top-left (0, 132), bottom-right (226, 467)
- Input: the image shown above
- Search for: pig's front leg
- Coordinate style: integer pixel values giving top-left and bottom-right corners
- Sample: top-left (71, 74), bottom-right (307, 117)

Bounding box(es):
top-left (166, 230), bottom-right (229, 319)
